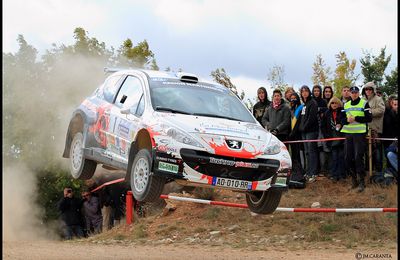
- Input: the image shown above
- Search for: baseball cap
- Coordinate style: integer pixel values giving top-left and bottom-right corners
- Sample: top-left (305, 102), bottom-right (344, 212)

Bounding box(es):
top-left (350, 86), bottom-right (359, 93)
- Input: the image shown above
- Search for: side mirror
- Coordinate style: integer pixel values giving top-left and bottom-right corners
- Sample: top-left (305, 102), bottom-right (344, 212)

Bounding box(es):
top-left (120, 107), bottom-right (131, 114)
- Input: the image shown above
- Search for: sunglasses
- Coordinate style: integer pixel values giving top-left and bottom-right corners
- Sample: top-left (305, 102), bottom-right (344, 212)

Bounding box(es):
top-left (365, 88), bottom-right (373, 91)
top-left (331, 102), bottom-right (338, 104)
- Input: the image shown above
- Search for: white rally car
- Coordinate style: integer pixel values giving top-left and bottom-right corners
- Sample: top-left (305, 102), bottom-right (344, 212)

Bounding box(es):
top-left (63, 68), bottom-right (292, 214)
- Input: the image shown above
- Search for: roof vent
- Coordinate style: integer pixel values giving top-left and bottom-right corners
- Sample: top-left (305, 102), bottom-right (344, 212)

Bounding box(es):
top-left (177, 72), bottom-right (198, 83)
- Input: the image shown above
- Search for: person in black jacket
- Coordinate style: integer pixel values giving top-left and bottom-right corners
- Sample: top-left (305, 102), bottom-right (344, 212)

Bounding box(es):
top-left (382, 95), bottom-right (398, 151)
top-left (57, 187), bottom-right (84, 239)
top-left (253, 87), bottom-right (271, 127)
top-left (312, 85), bottom-right (330, 177)
top-left (321, 97), bottom-right (346, 182)
top-left (299, 85), bottom-right (319, 183)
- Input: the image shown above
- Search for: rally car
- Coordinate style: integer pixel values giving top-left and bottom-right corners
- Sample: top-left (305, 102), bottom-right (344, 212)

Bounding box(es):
top-left (63, 68), bottom-right (292, 214)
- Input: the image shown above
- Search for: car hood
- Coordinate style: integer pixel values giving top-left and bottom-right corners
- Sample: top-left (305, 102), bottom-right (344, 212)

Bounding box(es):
top-left (151, 112), bottom-right (276, 159)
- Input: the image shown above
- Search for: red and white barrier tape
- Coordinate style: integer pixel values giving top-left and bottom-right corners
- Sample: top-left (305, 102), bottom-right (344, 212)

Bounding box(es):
top-left (160, 194), bottom-right (398, 213)
top-left (283, 136), bottom-right (397, 144)
top-left (90, 178), bottom-right (125, 193)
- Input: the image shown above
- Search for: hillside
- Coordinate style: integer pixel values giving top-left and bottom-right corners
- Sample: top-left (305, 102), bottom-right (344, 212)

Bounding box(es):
top-left (89, 177), bottom-right (397, 250)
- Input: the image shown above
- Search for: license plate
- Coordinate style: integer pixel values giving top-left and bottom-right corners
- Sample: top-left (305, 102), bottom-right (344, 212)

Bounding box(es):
top-left (158, 161), bottom-right (178, 173)
top-left (275, 177), bottom-right (287, 185)
top-left (212, 177), bottom-right (252, 190)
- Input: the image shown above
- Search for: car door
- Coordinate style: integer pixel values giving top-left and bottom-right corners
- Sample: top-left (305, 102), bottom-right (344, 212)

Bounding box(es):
top-left (112, 75), bottom-right (145, 161)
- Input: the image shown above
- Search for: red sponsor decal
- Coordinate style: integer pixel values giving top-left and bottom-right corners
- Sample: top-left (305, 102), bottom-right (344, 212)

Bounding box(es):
top-left (251, 181), bottom-right (258, 190)
top-left (208, 141), bottom-right (262, 159)
top-left (146, 126), bottom-right (162, 148)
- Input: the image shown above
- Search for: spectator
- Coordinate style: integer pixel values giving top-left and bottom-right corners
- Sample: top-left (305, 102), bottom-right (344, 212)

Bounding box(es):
top-left (382, 95), bottom-right (398, 151)
top-left (108, 182), bottom-right (130, 227)
top-left (82, 189), bottom-right (103, 235)
top-left (341, 86), bottom-right (372, 192)
top-left (321, 97), bottom-right (346, 182)
top-left (299, 85), bottom-right (319, 183)
top-left (312, 85), bottom-right (329, 177)
top-left (284, 87), bottom-right (295, 103)
top-left (385, 140), bottom-right (398, 173)
top-left (253, 87), bottom-right (271, 127)
top-left (362, 82), bottom-right (385, 174)
top-left (340, 86), bottom-right (351, 104)
top-left (261, 89), bottom-right (291, 142)
top-left (98, 186), bottom-right (113, 231)
top-left (323, 85), bottom-right (334, 104)
top-left (57, 187), bottom-right (84, 240)
top-left (376, 88), bottom-right (383, 98)
top-left (288, 92), bottom-right (306, 183)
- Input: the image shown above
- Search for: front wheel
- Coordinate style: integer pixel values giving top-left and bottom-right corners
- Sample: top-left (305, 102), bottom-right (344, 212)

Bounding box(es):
top-left (245, 189), bottom-right (283, 214)
top-left (130, 149), bottom-right (165, 202)
top-left (69, 132), bottom-right (97, 179)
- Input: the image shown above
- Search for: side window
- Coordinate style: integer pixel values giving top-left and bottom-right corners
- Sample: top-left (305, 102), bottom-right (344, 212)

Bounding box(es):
top-left (115, 76), bottom-right (144, 113)
top-left (103, 75), bottom-right (123, 103)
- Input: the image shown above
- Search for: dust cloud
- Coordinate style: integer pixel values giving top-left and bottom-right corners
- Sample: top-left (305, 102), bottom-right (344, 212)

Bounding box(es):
top-left (3, 53), bottom-right (111, 241)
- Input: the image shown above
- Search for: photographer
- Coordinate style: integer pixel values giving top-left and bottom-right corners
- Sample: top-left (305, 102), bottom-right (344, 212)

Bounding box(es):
top-left (57, 187), bottom-right (84, 240)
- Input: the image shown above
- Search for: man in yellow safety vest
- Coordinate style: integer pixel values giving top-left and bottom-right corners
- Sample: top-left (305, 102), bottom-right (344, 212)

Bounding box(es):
top-left (340, 86), bottom-right (372, 192)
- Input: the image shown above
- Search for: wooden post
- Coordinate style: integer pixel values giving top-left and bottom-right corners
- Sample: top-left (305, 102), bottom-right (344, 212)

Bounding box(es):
top-left (368, 128), bottom-right (372, 178)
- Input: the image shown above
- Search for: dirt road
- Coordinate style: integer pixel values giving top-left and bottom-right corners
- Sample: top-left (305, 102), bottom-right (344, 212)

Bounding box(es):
top-left (3, 240), bottom-right (397, 260)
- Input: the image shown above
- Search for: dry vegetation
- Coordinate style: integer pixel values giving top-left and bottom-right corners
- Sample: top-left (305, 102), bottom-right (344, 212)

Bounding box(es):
top-left (82, 177), bottom-right (397, 251)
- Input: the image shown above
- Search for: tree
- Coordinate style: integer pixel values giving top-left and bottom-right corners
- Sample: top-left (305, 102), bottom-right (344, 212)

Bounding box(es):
top-left (149, 59), bottom-right (159, 71)
top-left (117, 39), bottom-right (155, 68)
top-left (210, 68), bottom-right (238, 95)
top-left (267, 64), bottom-right (287, 91)
top-left (332, 52), bottom-right (358, 97)
top-left (360, 47), bottom-right (391, 87)
top-left (382, 66), bottom-right (398, 96)
top-left (311, 54), bottom-right (333, 87)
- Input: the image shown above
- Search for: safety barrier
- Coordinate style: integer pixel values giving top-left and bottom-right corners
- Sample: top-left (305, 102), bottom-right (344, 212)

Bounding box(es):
top-left (123, 193), bottom-right (397, 224)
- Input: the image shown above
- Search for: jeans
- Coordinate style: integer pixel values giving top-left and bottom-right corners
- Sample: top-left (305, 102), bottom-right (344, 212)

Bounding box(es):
top-left (330, 146), bottom-right (345, 179)
top-left (64, 225), bottom-right (84, 240)
top-left (387, 152), bottom-right (398, 172)
top-left (301, 131), bottom-right (319, 177)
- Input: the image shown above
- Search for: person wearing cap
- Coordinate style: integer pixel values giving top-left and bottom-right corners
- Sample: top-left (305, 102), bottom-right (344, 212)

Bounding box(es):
top-left (362, 81), bottom-right (385, 175)
top-left (253, 87), bottom-right (271, 127)
top-left (57, 187), bottom-right (85, 239)
top-left (340, 86), bottom-right (372, 192)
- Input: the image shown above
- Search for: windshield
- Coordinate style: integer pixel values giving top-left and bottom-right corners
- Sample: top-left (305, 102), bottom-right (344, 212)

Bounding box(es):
top-left (149, 79), bottom-right (256, 123)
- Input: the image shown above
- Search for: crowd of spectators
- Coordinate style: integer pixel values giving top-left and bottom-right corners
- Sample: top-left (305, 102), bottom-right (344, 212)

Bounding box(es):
top-left (253, 82), bottom-right (398, 192)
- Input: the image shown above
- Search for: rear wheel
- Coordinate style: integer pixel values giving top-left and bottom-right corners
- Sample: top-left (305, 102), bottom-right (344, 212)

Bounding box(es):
top-left (130, 149), bottom-right (165, 202)
top-left (245, 189), bottom-right (283, 214)
top-left (69, 132), bottom-right (97, 179)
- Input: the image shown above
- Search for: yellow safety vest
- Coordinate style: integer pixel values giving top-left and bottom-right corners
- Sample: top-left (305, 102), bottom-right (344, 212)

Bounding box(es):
top-left (341, 99), bottom-right (367, 134)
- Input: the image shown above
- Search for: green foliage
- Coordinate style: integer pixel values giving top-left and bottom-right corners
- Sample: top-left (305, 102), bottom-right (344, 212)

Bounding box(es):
top-left (382, 66), bottom-right (398, 96)
top-left (117, 39), bottom-right (155, 68)
top-left (36, 166), bottom-right (84, 222)
top-left (332, 51), bottom-right (358, 97)
top-left (311, 54), bottom-right (333, 87)
top-left (360, 47), bottom-right (391, 86)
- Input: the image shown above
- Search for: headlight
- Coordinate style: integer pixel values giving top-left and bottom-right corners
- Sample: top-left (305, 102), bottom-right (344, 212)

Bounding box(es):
top-left (264, 138), bottom-right (281, 155)
top-left (166, 127), bottom-right (203, 148)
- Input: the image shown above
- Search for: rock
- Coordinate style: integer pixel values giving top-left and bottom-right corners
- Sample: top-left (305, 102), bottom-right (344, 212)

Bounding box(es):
top-left (250, 212), bottom-right (259, 217)
top-left (209, 231), bottom-right (221, 236)
top-left (228, 225), bottom-right (240, 231)
top-left (161, 201), bottom-right (177, 216)
top-left (311, 202), bottom-right (321, 208)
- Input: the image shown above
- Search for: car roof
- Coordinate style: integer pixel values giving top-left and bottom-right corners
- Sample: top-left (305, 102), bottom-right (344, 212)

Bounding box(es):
top-left (106, 68), bottom-right (219, 86)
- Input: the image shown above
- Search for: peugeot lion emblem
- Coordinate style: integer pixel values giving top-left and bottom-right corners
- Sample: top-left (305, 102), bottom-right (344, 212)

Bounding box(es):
top-left (226, 140), bottom-right (242, 149)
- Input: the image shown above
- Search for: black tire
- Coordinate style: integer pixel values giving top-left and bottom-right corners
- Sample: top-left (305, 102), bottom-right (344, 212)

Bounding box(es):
top-left (245, 189), bottom-right (283, 214)
top-left (69, 132), bottom-right (97, 180)
top-left (130, 149), bottom-right (165, 202)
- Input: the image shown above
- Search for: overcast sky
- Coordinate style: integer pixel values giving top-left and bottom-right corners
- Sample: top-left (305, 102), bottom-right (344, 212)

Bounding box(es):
top-left (3, 0), bottom-right (398, 100)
